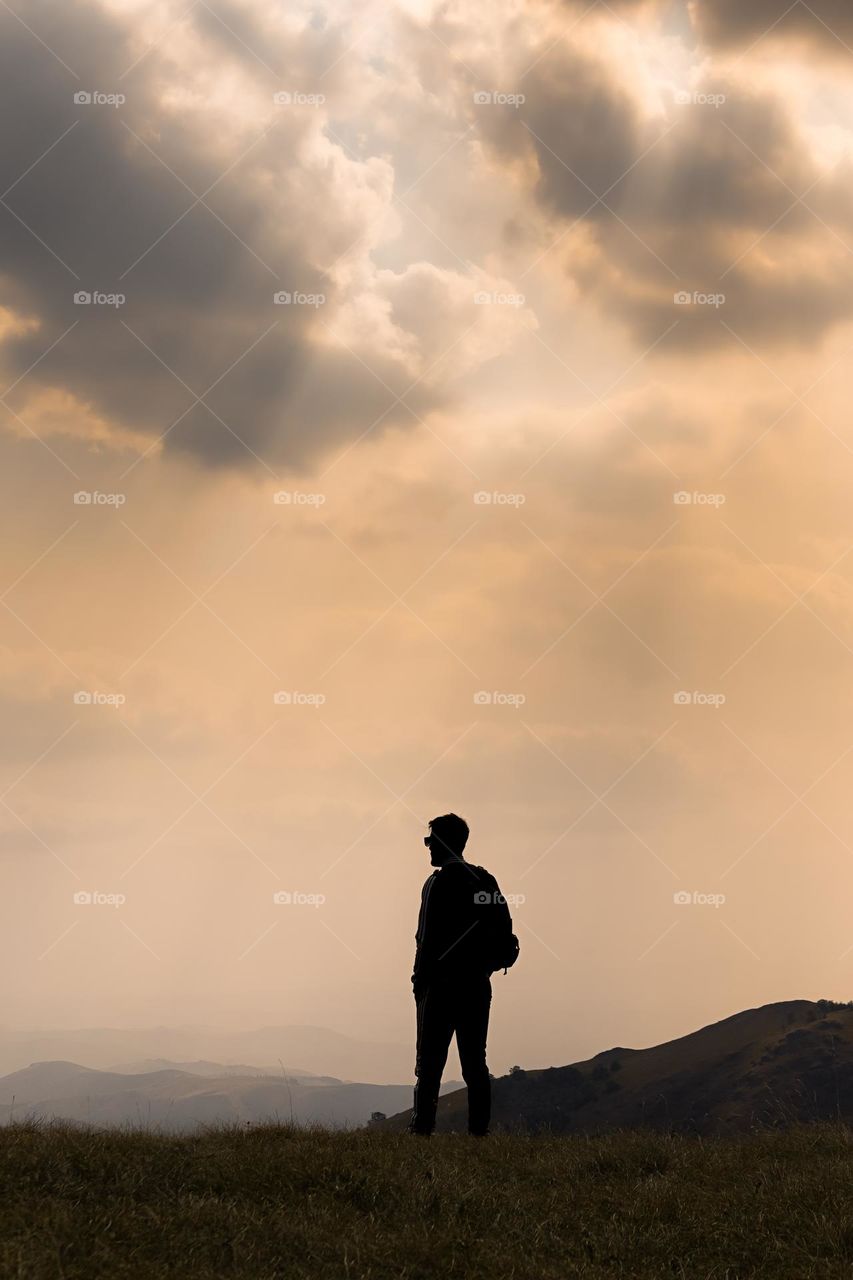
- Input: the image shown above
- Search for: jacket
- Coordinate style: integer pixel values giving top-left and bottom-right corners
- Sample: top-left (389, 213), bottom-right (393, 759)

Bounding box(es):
top-left (411, 859), bottom-right (512, 990)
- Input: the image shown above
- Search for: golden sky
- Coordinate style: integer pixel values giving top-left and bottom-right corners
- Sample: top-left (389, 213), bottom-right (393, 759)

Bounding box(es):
top-left (1, 0), bottom-right (853, 1078)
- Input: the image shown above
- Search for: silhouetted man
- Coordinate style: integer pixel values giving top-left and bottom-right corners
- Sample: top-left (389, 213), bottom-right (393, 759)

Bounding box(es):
top-left (410, 813), bottom-right (518, 1136)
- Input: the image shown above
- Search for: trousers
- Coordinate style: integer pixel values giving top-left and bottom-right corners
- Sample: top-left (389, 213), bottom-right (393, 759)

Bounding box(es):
top-left (411, 973), bottom-right (492, 1135)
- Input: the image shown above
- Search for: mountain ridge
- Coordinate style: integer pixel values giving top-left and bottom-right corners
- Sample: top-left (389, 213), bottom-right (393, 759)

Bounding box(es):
top-left (379, 999), bottom-right (853, 1134)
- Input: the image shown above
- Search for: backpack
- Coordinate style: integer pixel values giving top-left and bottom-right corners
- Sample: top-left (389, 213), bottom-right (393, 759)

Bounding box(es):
top-left (472, 867), bottom-right (520, 975)
top-left (491, 926), bottom-right (520, 975)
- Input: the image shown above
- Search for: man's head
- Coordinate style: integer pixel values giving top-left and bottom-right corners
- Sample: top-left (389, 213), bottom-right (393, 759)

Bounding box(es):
top-left (423, 813), bottom-right (469, 866)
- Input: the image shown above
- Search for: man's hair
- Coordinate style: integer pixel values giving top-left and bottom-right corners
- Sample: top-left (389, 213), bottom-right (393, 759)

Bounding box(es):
top-left (428, 812), bottom-right (470, 856)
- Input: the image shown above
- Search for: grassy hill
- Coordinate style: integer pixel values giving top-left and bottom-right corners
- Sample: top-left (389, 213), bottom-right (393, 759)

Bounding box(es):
top-left (0, 1120), bottom-right (850, 1278)
top-left (381, 999), bottom-right (853, 1135)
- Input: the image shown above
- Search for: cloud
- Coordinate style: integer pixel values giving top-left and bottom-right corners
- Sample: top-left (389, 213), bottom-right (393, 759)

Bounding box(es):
top-left (463, 29), bottom-right (853, 348)
top-left (331, 262), bottom-right (537, 381)
top-left (691, 0), bottom-right (853, 54)
top-left (0, 0), bottom-right (531, 472)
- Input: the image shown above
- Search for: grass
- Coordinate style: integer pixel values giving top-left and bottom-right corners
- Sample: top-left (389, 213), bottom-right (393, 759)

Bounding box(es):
top-left (0, 1121), bottom-right (851, 1278)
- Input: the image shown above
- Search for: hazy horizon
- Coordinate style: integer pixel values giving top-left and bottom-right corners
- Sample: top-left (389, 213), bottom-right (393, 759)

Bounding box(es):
top-left (2, 0), bottom-right (853, 1088)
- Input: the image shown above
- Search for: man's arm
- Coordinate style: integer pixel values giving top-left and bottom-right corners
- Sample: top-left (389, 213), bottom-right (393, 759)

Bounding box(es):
top-left (412, 873), bottom-right (444, 995)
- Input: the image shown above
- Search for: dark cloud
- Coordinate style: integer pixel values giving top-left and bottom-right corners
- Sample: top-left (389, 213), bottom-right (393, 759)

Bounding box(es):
top-left (471, 40), bottom-right (853, 348)
top-left (0, 0), bottom-right (446, 471)
top-left (474, 52), bottom-right (642, 221)
top-left (691, 0), bottom-right (853, 53)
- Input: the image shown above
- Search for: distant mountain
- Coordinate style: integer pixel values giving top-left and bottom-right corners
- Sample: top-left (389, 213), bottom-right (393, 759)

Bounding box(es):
top-left (0, 1026), bottom-right (412, 1083)
top-left (107, 1060), bottom-right (340, 1085)
top-left (0, 1061), bottom-right (459, 1131)
top-left (380, 1000), bottom-right (853, 1135)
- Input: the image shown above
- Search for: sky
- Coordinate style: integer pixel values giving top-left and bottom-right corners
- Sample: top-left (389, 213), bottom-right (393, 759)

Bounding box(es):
top-left (2, 0), bottom-right (853, 1081)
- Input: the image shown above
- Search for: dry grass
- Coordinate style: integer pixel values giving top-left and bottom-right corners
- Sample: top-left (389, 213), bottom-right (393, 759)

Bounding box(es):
top-left (0, 1120), bottom-right (851, 1278)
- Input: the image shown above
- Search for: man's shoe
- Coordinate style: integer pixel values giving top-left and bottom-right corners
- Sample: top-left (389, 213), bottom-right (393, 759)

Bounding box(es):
top-left (408, 1115), bottom-right (433, 1137)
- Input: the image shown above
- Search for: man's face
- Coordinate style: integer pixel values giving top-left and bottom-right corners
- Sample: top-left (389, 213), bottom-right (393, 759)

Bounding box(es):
top-left (423, 832), bottom-right (443, 867)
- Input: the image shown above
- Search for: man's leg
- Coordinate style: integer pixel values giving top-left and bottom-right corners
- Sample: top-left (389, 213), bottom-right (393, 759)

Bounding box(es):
top-left (455, 976), bottom-right (492, 1135)
top-left (411, 982), bottom-right (454, 1135)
